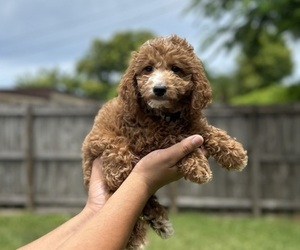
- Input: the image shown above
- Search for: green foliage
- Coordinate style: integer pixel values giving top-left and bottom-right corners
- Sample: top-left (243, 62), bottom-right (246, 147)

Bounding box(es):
top-left (77, 31), bottom-right (155, 84)
top-left (231, 85), bottom-right (292, 105)
top-left (188, 0), bottom-right (299, 104)
top-left (17, 69), bottom-right (65, 89)
top-left (210, 73), bottom-right (300, 105)
top-left (287, 83), bottom-right (300, 101)
top-left (189, 0), bottom-right (300, 52)
top-left (209, 74), bottom-right (237, 103)
top-left (16, 30), bottom-right (156, 101)
top-left (236, 32), bottom-right (293, 93)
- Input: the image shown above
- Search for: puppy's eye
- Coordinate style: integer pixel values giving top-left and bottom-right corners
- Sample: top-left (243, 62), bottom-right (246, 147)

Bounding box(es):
top-left (144, 66), bottom-right (153, 73)
top-left (171, 66), bottom-right (181, 73)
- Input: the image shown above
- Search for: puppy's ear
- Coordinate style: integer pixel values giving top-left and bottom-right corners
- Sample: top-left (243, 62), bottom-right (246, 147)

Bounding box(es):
top-left (191, 60), bottom-right (212, 112)
top-left (118, 52), bottom-right (139, 109)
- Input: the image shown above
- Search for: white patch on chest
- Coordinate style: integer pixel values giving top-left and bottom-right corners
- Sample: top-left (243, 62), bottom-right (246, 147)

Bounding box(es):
top-left (148, 99), bottom-right (170, 109)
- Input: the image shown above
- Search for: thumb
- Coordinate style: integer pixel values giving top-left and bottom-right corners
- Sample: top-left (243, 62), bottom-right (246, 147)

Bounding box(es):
top-left (159, 135), bottom-right (204, 166)
top-left (178, 135), bottom-right (204, 155)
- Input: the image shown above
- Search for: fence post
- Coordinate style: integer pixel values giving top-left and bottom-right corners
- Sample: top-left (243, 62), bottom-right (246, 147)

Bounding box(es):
top-left (251, 108), bottom-right (261, 217)
top-left (25, 105), bottom-right (35, 211)
top-left (168, 182), bottom-right (178, 213)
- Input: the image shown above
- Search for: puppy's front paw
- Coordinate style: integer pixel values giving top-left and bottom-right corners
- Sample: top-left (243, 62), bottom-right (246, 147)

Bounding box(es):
top-left (180, 152), bottom-right (212, 184)
top-left (217, 148), bottom-right (248, 171)
top-left (189, 167), bottom-right (212, 184)
top-left (185, 165), bottom-right (212, 184)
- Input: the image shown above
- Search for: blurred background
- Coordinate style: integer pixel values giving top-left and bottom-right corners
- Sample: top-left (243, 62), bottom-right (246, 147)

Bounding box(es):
top-left (0, 0), bottom-right (300, 249)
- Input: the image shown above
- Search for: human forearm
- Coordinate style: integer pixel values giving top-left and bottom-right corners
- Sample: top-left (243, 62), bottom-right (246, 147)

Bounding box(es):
top-left (59, 172), bottom-right (151, 250)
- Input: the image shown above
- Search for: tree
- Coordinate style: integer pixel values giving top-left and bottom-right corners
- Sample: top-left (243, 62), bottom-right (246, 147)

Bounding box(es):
top-left (17, 30), bottom-right (156, 100)
top-left (188, 0), bottom-right (300, 53)
top-left (232, 84), bottom-right (300, 105)
top-left (17, 69), bottom-right (79, 92)
top-left (235, 31), bottom-right (293, 93)
top-left (76, 31), bottom-right (155, 84)
top-left (188, 0), bottom-right (300, 104)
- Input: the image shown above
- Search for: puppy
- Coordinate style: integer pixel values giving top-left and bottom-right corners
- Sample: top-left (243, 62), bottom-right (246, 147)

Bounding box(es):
top-left (82, 35), bottom-right (247, 249)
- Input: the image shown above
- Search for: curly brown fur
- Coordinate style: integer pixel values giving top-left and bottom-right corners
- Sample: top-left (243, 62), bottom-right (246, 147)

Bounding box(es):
top-left (82, 35), bottom-right (247, 249)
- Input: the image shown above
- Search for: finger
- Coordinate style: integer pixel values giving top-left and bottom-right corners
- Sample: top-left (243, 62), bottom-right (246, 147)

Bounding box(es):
top-left (181, 135), bottom-right (204, 155)
top-left (158, 135), bottom-right (204, 166)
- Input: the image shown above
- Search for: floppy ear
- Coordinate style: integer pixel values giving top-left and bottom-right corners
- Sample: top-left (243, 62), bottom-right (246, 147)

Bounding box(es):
top-left (168, 35), bottom-right (212, 112)
top-left (118, 52), bottom-right (139, 112)
top-left (191, 60), bottom-right (212, 113)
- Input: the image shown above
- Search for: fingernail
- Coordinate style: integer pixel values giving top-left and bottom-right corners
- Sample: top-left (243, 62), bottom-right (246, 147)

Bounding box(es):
top-left (192, 135), bottom-right (203, 146)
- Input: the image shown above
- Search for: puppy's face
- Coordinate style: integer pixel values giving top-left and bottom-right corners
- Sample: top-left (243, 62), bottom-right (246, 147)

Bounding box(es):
top-left (135, 39), bottom-right (194, 112)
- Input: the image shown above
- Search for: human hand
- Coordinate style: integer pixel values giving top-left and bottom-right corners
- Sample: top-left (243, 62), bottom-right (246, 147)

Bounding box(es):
top-left (84, 157), bottom-right (107, 214)
top-left (132, 135), bottom-right (204, 194)
top-left (84, 135), bottom-right (205, 213)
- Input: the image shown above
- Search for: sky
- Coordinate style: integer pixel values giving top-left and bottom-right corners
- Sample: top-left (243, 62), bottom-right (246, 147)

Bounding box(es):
top-left (0, 0), bottom-right (299, 89)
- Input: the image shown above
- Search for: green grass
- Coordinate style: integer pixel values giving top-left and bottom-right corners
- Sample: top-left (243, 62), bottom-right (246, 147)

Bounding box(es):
top-left (0, 212), bottom-right (71, 250)
top-left (0, 212), bottom-right (299, 250)
top-left (147, 213), bottom-right (300, 250)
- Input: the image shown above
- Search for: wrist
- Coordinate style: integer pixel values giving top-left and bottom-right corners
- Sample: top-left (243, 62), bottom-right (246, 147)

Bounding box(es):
top-left (128, 171), bottom-right (158, 196)
top-left (81, 204), bottom-right (99, 219)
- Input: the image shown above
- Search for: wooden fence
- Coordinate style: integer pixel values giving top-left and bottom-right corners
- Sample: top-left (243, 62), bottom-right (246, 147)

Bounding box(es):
top-left (0, 104), bottom-right (299, 215)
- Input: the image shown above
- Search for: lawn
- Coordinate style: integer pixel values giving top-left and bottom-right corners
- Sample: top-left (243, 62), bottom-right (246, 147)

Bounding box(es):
top-left (0, 212), bottom-right (299, 250)
top-left (146, 213), bottom-right (300, 250)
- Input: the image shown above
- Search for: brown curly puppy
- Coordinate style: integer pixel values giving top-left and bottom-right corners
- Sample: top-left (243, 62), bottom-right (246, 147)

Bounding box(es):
top-left (82, 35), bottom-right (247, 249)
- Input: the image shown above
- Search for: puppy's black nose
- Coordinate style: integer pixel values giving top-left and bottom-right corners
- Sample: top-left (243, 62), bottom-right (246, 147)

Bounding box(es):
top-left (153, 86), bottom-right (167, 97)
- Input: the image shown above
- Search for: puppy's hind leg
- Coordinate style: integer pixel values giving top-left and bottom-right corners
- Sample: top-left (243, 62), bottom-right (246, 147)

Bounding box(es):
top-left (143, 196), bottom-right (174, 239)
top-left (126, 219), bottom-right (147, 250)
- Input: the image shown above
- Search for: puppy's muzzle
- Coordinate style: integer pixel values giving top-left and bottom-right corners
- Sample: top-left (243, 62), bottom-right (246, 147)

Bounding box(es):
top-left (153, 85), bottom-right (167, 97)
